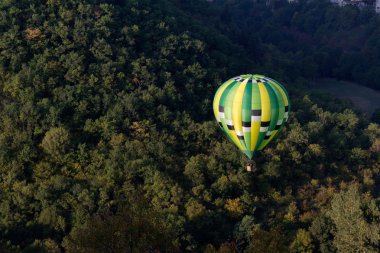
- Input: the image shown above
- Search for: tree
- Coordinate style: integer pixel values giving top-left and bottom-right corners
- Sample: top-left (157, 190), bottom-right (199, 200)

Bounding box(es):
top-left (245, 227), bottom-right (287, 253)
top-left (309, 215), bottom-right (337, 253)
top-left (290, 229), bottom-right (314, 253)
top-left (327, 185), bottom-right (380, 253)
top-left (0, 240), bottom-right (19, 253)
top-left (371, 108), bottom-right (380, 124)
top-left (233, 215), bottom-right (256, 251)
top-left (62, 197), bottom-right (179, 253)
top-left (40, 127), bottom-right (70, 160)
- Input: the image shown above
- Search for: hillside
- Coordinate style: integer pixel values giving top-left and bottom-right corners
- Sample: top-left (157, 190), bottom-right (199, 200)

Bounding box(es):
top-left (187, 0), bottom-right (380, 90)
top-left (0, 0), bottom-right (379, 252)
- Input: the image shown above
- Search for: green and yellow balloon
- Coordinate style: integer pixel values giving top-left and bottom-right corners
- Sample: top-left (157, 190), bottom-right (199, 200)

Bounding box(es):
top-left (213, 74), bottom-right (290, 159)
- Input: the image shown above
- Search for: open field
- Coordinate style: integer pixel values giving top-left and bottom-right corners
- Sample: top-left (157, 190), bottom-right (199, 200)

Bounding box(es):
top-left (310, 78), bottom-right (380, 116)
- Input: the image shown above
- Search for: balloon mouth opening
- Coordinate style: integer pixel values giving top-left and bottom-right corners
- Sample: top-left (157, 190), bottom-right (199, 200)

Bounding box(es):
top-left (243, 150), bottom-right (257, 159)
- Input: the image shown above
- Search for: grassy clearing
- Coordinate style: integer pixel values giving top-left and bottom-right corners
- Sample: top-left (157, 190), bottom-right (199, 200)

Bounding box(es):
top-left (309, 78), bottom-right (380, 116)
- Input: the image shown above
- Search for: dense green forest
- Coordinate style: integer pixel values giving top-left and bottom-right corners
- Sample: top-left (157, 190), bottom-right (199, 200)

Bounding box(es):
top-left (0, 0), bottom-right (379, 252)
top-left (181, 0), bottom-right (380, 90)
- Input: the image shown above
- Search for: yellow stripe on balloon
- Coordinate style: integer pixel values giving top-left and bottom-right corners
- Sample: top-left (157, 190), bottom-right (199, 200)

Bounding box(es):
top-left (258, 130), bottom-right (278, 151)
top-left (269, 80), bottom-right (288, 106)
top-left (258, 82), bottom-right (271, 122)
top-left (250, 124), bottom-right (260, 151)
top-left (250, 83), bottom-right (260, 151)
top-left (225, 85), bottom-right (244, 151)
top-left (213, 79), bottom-right (235, 120)
top-left (232, 79), bottom-right (248, 149)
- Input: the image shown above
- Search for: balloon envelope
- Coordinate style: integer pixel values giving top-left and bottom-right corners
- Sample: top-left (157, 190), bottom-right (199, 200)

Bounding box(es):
top-left (213, 74), bottom-right (290, 159)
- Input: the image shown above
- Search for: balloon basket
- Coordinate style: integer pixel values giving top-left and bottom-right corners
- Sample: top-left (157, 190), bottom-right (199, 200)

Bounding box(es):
top-left (246, 161), bottom-right (254, 172)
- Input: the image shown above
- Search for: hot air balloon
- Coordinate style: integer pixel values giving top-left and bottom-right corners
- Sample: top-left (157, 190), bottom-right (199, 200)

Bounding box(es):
top-left (213, 74), bottom-right (290, 171)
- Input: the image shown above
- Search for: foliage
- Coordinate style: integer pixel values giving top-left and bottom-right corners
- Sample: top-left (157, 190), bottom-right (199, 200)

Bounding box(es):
top-left (41, 127), bottom-right (70, 160)
top-left (62, 195), bottom-right (179, 253)
top-left (290, 229), bottom-right (314, 253)
top-left (205, 0), bottom-right (380, 90)
top-left (327, 185), bottom-right (380, 253)
top-left (245, 227), bottom-right (288, 253)
top-left (0, 0), bottom-right (378, 252)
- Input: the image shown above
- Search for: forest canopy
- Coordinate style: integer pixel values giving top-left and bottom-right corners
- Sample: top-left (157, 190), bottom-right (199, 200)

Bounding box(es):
top-left (0, 0), bottom-right (379, 252)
